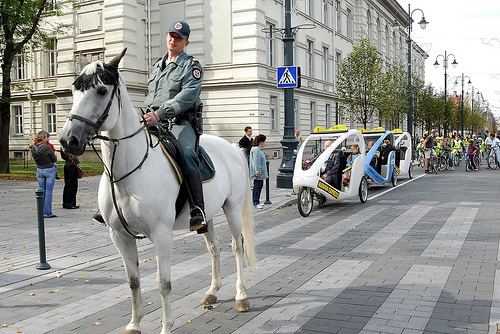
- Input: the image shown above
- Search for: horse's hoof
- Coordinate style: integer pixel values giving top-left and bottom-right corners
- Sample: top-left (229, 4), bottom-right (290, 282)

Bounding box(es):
top-left (235, 298), bottom-right (250, 312)
top-left (122, 329), bottom-right (141, 334)
top-left (201, 294), bottom-right (218, 304)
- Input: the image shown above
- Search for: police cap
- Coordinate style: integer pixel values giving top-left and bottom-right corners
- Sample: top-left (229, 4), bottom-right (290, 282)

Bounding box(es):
top-left (168, 21), bottom-right (190, 39)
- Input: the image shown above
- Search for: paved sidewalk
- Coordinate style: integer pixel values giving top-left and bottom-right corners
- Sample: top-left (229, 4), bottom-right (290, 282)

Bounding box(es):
top-left (2, 158), bottom-right (500, 334)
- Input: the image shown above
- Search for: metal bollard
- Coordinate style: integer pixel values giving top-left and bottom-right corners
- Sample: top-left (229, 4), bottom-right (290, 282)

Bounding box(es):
top-left (35, 188), bottom-right (50, 270)
top-left (264, 160), bottom-right (271, 204)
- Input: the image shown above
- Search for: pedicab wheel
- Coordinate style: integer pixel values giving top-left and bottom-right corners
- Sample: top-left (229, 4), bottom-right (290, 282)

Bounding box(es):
top-left (359, 176), bottom-right (368, 203)
top-left (391, 169), bottom-right (398, 187)
top-left (297, 187), bottom-right (313, 217)
top-left (408, 163), bottom-right (414, 179)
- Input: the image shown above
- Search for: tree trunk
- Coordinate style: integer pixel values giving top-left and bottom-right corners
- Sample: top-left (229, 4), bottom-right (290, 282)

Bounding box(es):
top-left (0, 61), bottom-right (12, 174)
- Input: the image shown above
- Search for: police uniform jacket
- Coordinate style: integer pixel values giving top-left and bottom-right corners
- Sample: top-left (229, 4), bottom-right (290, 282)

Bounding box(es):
top-left (145, 51), bottom-right (203, 120)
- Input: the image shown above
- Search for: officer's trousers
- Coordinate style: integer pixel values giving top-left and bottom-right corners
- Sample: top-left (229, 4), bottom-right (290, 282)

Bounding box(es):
top-left (170, 118), bottom-right (200, 176)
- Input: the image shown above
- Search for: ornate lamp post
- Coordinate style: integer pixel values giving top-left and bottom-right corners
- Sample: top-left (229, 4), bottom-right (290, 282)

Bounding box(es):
top-left (392, 4), bottom-right (428, 139)
top-left (465, 87), bottom-right (480, 135)
top-left (434, 51), bottom-right (458, 136)
top-left (454, 74), bottom-right (471, 137)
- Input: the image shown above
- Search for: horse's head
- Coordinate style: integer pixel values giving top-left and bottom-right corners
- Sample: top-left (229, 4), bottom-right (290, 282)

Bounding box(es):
top-left (59, 48), bottom-right (127, 155)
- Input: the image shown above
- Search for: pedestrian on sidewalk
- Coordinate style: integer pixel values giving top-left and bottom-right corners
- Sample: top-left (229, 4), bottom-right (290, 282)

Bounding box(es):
top-left (249, 134), bottom-right (268, 209)
top-left (31, 131), bottom-right (57, 218)
top-left (238, 126), bottom-right (253, 162)
top-left (60, 150), bottom-right (80, 209)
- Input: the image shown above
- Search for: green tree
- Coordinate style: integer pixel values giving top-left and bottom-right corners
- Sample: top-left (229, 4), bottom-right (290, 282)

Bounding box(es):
top-left (336, 31), bottom-right (384, 129)
top-left (378, 59), bottom-right (407, 129)
top-left (0, 0), bottom-right (68, 173)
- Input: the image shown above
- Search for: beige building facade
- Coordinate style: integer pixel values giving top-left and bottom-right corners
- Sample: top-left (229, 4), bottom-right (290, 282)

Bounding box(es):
top-left (8, 0), bottom-right (427, 159)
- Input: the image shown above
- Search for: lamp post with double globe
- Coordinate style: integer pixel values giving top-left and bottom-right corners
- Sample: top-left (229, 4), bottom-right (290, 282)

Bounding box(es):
top-left (454, 74), bottom-right (471, 137)
top-left (392, 4), bottom-right (428, 140)
top-left (434, 51), bottom-right (458, 136)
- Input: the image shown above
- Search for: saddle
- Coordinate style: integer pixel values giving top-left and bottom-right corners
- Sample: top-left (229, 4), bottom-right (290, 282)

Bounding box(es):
top-left (150, 125), bottom-right (216, 218)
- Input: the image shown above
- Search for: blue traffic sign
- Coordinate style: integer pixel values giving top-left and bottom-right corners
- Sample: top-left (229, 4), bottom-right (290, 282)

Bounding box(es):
top-left (277, 66), bottom-right (299, 88)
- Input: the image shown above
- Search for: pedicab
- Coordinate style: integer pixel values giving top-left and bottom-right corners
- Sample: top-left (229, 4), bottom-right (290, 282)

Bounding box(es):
top-left (361, 127), bottom-right (398, 187)
top-left (293, 124), bottom-right (368, 217)
top-left (392, 129), bottom-right (414, 179)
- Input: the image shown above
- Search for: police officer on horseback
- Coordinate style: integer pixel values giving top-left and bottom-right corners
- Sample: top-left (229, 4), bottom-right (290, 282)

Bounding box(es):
top-left (143, 20), bottom-right (206, 232)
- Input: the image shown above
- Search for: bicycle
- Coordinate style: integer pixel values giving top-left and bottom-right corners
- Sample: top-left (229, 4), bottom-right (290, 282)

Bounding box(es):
top-left (427, 149), bottom-right (439, 174)
top-left (465, 149), bottom-right (480, 171)
top-left (453, 149), bottom-right (464, 166)
top-left (438, 151), bottom-right (450, 171)
top-left (486, 145), bottom-right (500, 170)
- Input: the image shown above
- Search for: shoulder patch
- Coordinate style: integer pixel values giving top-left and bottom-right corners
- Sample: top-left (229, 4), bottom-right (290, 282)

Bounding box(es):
top-left (192, 64), bottom-right (202, 80)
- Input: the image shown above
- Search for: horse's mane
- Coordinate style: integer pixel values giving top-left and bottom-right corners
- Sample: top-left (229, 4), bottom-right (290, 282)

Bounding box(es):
top-left (73, 61), bottom-right (120, 92)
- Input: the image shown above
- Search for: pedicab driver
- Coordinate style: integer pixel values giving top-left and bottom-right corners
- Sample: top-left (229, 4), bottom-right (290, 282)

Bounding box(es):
top-left (143, 20), bottom-right (206, 232)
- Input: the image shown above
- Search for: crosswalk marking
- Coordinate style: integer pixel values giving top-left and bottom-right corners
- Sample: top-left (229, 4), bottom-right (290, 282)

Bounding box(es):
top-left (288, 205), bottom-right (389, 250)
top-left (420, 207), bottom-right (478, 259)
top-left (352, 205), bottom-right (432, 254)
top-left (360, 264), bottom-right (452, 333)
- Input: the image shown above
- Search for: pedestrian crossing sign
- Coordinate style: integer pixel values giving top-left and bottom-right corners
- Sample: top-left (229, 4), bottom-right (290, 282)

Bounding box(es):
top-left (277, 66), bottom-right (300, 88)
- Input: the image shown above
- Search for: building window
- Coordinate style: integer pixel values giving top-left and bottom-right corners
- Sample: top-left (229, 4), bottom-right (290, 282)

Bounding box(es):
top-left (335, 52), bottom-right (342, 75)
top-left (270, 96), bottom-right (278, 131)
top-left (386, 26), bottom-right (390, 57)
top-left (310, 102), bottom-right (316, 132)
top-left (325, 104), bottom-right (331, 128)
top-left (12, 105), bottom-right (23, 135)
top-left (12, 56), bottom-right (26, 80)
top-left (45, 38), bottom-right (57, 77)
top-left (294, 99), bottom-right (300, 130)
top-left (347, 8), bottom-right (353, 39)
top-left (377, 19), bottom-right (382, 51)
top-left (321, 0), bottom-right (328, 25)
top-left (306, 40), bottom-right (313, 77)
top-left (322, 47), bottom-right (328, 81)
top-left (46, 103), bottom-right (57, 133)
top-left (305, 0), bottom-right (312, 16)
top-left (266, 22), bottom-right (275, 67)
top-left (366, 11), bottom-right (372, 39)
top-left (335, 1), bottom-right (341, 32)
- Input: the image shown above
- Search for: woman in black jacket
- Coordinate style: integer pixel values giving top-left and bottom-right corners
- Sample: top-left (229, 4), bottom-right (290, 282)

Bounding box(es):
top-left (31, 131), bottom-right (58, 218)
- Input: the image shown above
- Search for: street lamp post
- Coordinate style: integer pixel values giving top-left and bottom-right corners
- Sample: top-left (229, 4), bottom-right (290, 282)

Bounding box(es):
top-left (392, 4), bottom-right (428, 153)
top-left (434, 51), bottom-right (458, 136)
top-left (465, 87), bottom-right (480, 135)
top-left (454, 74), bottom-right (471, 137)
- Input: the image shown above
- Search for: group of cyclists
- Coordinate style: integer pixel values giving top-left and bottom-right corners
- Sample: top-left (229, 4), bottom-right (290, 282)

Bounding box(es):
top-left (416, 130), bottom-right (500, 173)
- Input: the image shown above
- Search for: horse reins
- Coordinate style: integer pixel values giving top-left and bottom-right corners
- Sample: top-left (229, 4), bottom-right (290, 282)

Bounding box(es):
top-left (67, 82), bottom-right (149, 240)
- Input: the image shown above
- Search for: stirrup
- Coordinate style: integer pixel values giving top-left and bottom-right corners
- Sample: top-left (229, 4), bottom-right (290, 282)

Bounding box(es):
top-left (189, 206), bottom-right (207, 232)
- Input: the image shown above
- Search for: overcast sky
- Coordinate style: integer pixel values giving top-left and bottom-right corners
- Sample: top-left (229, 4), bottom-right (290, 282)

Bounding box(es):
top-left (396, 0), bottom-right (500, 117)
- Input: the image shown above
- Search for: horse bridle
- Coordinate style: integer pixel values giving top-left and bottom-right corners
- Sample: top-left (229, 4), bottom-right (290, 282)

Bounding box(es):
top-left (67, 82), bottom-right (149, 240)
top-left (67, 83), bottom-right (119, 134)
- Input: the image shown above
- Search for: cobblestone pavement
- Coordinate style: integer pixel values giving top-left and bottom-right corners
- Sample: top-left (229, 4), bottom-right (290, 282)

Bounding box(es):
top-left (1, 159), bottom-right (500, 334)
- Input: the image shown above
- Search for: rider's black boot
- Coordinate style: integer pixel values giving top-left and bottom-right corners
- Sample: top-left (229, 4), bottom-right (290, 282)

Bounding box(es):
top-left (185, 170), bottom-right (207, 233)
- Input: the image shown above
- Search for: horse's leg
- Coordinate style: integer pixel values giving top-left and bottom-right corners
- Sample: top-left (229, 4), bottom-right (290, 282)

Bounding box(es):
top-left (110, 229), bottom-right (144, 334)
top-left (200, 219), bottom-right (222, 304)
top-left (150, 230), bottom-right (174, 334)
top-left (224, 208), bottom-right (250, 312)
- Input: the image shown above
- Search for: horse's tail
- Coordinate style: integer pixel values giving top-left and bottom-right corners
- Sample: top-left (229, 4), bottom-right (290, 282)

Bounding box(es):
top-left (236, 145), bottom-right (257, 270)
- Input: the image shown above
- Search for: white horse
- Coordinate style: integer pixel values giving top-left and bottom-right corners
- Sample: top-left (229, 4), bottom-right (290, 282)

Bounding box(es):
top-left (59, 49), bottom-right (256, 334)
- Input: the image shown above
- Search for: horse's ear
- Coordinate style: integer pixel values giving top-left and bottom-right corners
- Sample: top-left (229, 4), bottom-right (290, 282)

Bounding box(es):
top-left (78, 52), bottom-right (90, 68)
top-left (108, 48), bottom-right (127, 70)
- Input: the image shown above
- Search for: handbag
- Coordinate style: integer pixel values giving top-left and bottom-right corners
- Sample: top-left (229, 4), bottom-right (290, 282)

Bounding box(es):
top-left (68, 156), bottom-right (83, 179)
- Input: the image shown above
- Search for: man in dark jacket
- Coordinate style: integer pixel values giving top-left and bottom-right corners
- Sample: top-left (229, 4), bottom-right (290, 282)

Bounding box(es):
top-left (320, 141), bottom-right (340, 189)
top-left (238, 126), bottom-right (253, 161)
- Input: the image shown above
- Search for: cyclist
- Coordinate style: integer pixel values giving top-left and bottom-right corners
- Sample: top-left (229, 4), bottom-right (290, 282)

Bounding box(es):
top-left (466, 139), bottom-right (479, 171)
top-left (453, 134), bottom-right (463, 159)
top-left (441, 137), bottom-right (453, 170)
top-left (423, 129), bottom-right (438, 173)
top-left (416, 138), bottom-right (425, 167)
